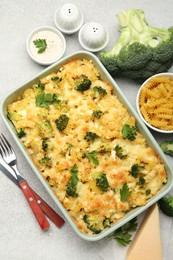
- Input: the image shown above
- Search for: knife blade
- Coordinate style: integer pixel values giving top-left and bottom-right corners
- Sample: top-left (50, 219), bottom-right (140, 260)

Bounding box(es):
top-left (0, 159), bottom-right (65, 228)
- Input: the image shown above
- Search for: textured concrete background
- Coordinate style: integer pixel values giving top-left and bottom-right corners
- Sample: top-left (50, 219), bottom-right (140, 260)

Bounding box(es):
top-left (0, 1), bottom-right (173, 259)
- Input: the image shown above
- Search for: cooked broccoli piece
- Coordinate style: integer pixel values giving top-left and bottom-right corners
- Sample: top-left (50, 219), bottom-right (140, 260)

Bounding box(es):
top-left (103, 218), bottom-right (112, 228)
top-left (83, 214), bottom-right (102, 234)
top-left (130, 163), bottom-right (144, 178)
top-left (97, 142), bottom-right (111, 153)
top-left (66, 164), bottom-right (79, 197)
top-left (38, 120), bottom-right (53, 137)
top-left (16, 128), bottom-right (26, 138)
top-left (122, 124), bottom-right (137, 141)
top-left (55, 114), bottom-right (69, 132)
top-left (146, 189), bottom-right (151, 195)
top-left (93, 86), bottom-right (107, 96)
top-left (99, 9), bottom-right (173, 81)
top-left (75, 75), bottom-right (91, 91)
top-left (159, 195), bottom-right (173, 217)
top-left (51, 76), bottom-right (62, 82)
top-left (138, 176), bottom-right (146, 186)
top-left (96, 173), bottom-right (109, 192)
top-left (92, 110), bottom-right (103, 119)
top-left (114, 145), bottom-right (127, 159)
top-left (84, 131), bottom-right (99, 142)
top-left (36, 82), bottom-right (45, 91)
top-left (160, 140), bottom-right (173, 157)
top-left (39, 156), bottom-right (51, 167)
top-left (42, 138), bottom-right (49, 151)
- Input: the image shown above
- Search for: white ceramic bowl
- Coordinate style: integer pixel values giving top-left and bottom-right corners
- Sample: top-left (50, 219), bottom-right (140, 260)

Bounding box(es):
top-left (26, 26), bottom-right (66, 66)
top-left (78, 22), bottom-right (109, 52)
top-left (136, 72), bottom-right (173, 133)
top-left (54, 3), bottom-right (83, 34)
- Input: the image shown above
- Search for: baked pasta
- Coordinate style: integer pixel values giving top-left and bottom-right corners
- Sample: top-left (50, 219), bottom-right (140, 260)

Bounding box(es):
top-left (7, 59), bottom-right (167, 234)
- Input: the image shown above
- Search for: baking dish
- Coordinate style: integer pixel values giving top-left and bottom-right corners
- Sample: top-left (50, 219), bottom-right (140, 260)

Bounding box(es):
top-left (1, 51), bottom-right (173, 241)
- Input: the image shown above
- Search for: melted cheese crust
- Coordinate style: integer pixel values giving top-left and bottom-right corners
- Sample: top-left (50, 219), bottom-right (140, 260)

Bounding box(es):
top-left (7, 59), bottom-right (167, 234)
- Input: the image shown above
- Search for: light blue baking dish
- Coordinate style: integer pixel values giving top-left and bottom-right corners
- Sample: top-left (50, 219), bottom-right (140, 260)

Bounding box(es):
top-left (1, 51), bottom-right (173, 241)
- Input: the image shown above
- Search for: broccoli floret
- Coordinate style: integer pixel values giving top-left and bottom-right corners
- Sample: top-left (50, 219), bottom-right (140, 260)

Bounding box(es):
top-left (159, 195), bottom-right (173, 217)
top-left (84, 131), bottom-right (99, 142)
top-left (130, 163), bottom-right (144, 178)
top-left (146, 189), bottom-right (151, 195)
top-left (75, 75), bottom-right (91, 91)
top-left (66, 164), bottom-right (79, 197)
top-left (103, 218), bottom-right (112, 228)
top-left (36, 82), bottom-right (45, 91)
top-left (93, 86), bottom-right (107, 96)
top-left (96, 173), bottom-right (109, 192)
top-left (99, 9), bottom-right (173, 81)
top-left (39, 156), bottom-right (51, 167)
top-left (38, 120), bottom-right (53, 137)
top-left (51, 76), bottom-right (62, 82)
top-left (138, 176), bottom-right (146, 186)
top-left (92, 110), bottom-right (103, 119)
top-left (114, 145), bottom-right (127, 159)
top-left (83, 214), bottom-right (102, 234)
top-left (16, 128), bottom-right (26, 138)
top-left (55, 114), bottom-right (69, 132)
top-left (122, 124), bottom-right (137, 141)
top-left (42, 138), bottom-right (49, 151)
top-left (160, 140), bottom-right (173, 157)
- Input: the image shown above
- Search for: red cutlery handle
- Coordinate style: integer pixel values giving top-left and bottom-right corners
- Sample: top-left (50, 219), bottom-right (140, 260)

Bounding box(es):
top-left (30, 188), bottom-right (65, 227)
top-left (19, 180), bottom-right (50, 231)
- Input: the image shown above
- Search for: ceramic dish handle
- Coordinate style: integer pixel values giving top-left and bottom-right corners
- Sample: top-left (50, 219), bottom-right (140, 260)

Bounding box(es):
top-left (19, 180), bottom-right (50, 231)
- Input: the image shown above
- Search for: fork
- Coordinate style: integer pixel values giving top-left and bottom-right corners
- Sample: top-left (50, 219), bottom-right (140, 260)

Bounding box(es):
top-left (0, 133), bottom-right (50, 231)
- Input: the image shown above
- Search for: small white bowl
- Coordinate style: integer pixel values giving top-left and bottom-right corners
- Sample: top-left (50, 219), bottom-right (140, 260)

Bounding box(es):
top-left (136, 73), bottom-right (173, 133)
top-left (26, 26), bottom-right (66, 66)
top-left (78, 22), bottom-right (109, 52)
top-left (54, 3), bottom-right (83, 35)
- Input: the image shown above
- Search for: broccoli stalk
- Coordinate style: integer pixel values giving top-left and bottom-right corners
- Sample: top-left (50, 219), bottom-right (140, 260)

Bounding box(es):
top-left (100, 9), bottom-right (173, 81)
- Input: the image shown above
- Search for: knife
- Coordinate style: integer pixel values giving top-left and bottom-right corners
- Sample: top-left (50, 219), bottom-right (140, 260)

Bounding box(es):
top-left (0, 159), bottom-right (65, 228)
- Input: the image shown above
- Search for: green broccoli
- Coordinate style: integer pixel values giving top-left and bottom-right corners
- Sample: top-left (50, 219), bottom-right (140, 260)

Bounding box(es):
top-left (84, 131), bottom-right (99, 142)
top-left (83, 214), bottom-right (102, 234)
top-left (103, 218), bottom-right (112, 228)
top-left (96, 173), bottom-right (109, 192)
top-left (55, 114), bottom-right (69, 131)
top-left (160, 140), bottom-right (173, 157)
top-left (114, 145), bottom-right (127, 159)
top-left (38, 120), bottom-right (53, 137)
top-left (75, 75), bottom-right (91, 91)
top-left (130, 163), bottom-right (144, 178)
top-left (159, 195), bottom-right (173, 217)
top-left (93, 86), bottom-right (107, 96)
top-left (138, 176), bottom-right (146, 186)
top-left (42, 138), bottom-right (49, 151)
top-left (36, 82), bottom-right (45, 91)
top-left (122, 124), bottom-right (137, 141)
top-left (99, 9), bottom-right (173, 81)
top-left (39, 156), bottom-right (51, 167)
top-left (92, 110), bottom-right (103, 119)
top-left (66, 164), bottom-right (79, 197)
top-left (51, 76), bottom-right (62, 82)
top-left (16, 128), bottom-right (26, 138)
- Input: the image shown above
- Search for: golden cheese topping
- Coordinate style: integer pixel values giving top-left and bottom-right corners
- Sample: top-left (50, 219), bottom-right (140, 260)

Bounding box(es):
top-left (7, 59), bottom-right (167, 235)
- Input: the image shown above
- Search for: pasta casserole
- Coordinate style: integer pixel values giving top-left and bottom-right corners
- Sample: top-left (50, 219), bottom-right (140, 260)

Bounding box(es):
top-left (7, 58), bottom-right (167, 234)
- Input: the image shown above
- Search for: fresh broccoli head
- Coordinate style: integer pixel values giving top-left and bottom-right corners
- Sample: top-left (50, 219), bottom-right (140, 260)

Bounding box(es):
top-left (159, 195), bottom-right (173, 217)
top-left (75, 75), bottom-right (91, 91)
top-left (160, 140), bottom-right (173, 157)
top-left (96, 173), bottom-right (109, 192)
top-left (99, 9), bottom-right (173, 81)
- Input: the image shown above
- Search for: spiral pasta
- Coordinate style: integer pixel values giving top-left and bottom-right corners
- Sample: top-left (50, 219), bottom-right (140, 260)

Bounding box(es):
top-left (139, 76), bottom-right (173, 131)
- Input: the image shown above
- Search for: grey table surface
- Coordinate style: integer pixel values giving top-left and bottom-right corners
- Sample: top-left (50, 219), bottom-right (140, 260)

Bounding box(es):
top-left (0, 1), bottom-right (173, 260)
